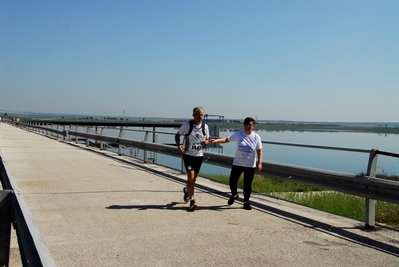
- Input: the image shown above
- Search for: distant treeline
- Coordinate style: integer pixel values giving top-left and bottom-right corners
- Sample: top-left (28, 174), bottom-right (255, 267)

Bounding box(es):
top-left (220, 121), bottom-right (399, 134)
top-left (4, 113), bottom-right (399, 134)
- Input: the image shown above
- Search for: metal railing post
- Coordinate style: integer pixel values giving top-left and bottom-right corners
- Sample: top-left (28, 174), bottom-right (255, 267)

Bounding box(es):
top-left (151, 127), bottom-right (158, 163)
top-left (143, 131), bottom-right (149, 162)
top-left (63, 125), bottom-right (66, 140)
top-left (68, 125), bottom-right (71, 142)
top-left (118, 129), bottom-right (124, 156)
top-left (365, 149), bottom-right (378, 228)
top-left (75, 125), bottom-right (79, 144)
top-left (86, 126), bottom-right (90, 147)
top-left (56, 125), bottom-right (60, 139)
top-left (98, 127), bottom-right (104, 150)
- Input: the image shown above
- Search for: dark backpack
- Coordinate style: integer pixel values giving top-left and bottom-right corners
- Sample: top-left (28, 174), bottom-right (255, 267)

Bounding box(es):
top-left (184, 120), bottom-right (206, 152)
top-left (185, 120), bottom-right (206, 136)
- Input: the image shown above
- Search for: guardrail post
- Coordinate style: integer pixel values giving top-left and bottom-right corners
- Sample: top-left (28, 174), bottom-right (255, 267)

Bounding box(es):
top-left (63, 126), bottom-right (67, 140)
top-left (150, 127), bottom-right (158, 163)
top-left (86, 126), bottom-right (90, 147)
top-left (56, 125), bottom-right (60, 139)
top-left (50, 124), bottom-right (54, 137)
top-left (75, 125), bottom-right (79, 144)
top-left (0, 190), bottom-right (12, 267)
top-left (143, 131), bottom-right (149, 162)
top-left (68, 125), bottom-right (73, 142)
top-left (98, 127), bottom-right (104, 150)
top-left (365, 149), bottom-right (378, 229)
top-left (118, 129), bottom-right (124, 156)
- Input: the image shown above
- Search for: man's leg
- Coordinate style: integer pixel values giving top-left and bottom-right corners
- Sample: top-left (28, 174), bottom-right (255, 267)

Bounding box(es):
top-left (187, 171), bottom-right (198, 211)
top-left (186, 170), bottom-right (197, 199)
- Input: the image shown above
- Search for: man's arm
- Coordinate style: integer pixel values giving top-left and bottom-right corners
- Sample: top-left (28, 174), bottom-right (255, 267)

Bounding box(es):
top-left (175, 132), bottom-right (184, 153)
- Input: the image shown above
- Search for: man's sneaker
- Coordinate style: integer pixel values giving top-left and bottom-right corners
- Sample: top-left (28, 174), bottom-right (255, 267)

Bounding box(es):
top-left (183, 187), bottom-right (189, 203)
top-left (189, 200), bottom-right (198, 211)
top-left (227, 194), bottom-right (239, 205)
top-left (243, 202), bottom-right (252, 210)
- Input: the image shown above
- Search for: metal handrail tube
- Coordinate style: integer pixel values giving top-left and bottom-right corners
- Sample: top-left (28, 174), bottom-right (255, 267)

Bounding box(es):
top-left (21, 122), bottom-right (67, 138)
top-left (107, 127), bottom-right (177, 136)
top-left (264, 141), bottom-right (371, 153)
top-left (259, 161), bottom-right (399, 204)
top-left (376, 150), bottom-right (399, 158)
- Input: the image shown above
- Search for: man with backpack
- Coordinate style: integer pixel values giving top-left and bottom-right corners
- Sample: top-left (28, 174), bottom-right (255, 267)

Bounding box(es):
top-left (175, 107), bottom-right (210, 211)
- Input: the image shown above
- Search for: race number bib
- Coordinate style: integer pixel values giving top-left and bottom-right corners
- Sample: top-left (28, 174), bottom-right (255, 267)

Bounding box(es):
top-left (191, 144), bottom-right (202, 151)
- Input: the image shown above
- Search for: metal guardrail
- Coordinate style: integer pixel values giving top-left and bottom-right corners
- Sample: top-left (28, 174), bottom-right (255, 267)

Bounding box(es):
top-left (15, 122), bottom-right (399, 229)
top-left (25, 123), bottom-right (67, 139)
top-left (64, 127), bottom-right (399, 214)
top-left (0, 152), bottom-right (56, 267)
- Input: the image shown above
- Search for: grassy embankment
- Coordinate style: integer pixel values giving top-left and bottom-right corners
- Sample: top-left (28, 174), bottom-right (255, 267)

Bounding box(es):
top-left (201, 172), bottom-right (399, 229)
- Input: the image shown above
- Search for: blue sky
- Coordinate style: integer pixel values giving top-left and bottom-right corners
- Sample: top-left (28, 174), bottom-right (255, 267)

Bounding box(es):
top-left (1, 0), bottom-right (398, 122)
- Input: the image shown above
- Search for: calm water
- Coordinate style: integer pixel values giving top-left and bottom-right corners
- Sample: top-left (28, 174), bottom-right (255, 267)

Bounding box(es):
top-left (101, 127), bottom-right (399, 176)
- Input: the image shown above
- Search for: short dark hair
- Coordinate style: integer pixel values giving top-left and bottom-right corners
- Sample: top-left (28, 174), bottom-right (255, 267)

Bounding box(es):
top-left (243, 117), bottom-right (255, 125)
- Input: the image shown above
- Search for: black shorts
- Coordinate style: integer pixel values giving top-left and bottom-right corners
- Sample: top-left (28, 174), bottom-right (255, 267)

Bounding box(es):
top-left (183, 154), bottom-right (204, 174)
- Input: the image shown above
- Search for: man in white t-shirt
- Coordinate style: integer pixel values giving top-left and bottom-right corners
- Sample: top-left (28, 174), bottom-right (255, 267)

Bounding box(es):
top-left (175, 107), bottom-right (210, 211)
top-left (211, 117), bottom-right (263, 210)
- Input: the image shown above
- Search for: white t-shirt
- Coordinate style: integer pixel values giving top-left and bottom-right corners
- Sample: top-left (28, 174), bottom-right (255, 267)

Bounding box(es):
top-left (178, 121), bottom-right (210, 157)
top-left (228, 130), bottom-right (262, 168)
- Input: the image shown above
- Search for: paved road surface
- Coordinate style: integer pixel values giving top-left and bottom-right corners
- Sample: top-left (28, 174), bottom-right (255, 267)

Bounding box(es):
top-left (0, 123), bottom-right (398, 266)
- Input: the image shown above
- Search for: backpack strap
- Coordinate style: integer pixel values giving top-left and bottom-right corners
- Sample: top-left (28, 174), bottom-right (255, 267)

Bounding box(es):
top-left (185, 120), bottom-right (206, 136)
top-left (185, 120), bottom-right (194, 136)
top-left (184, 120), bottom-right (207, 152)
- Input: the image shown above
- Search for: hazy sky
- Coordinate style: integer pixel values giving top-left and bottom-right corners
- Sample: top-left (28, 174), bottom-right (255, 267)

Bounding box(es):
top-left (1, 1), bottom-right (398, 122)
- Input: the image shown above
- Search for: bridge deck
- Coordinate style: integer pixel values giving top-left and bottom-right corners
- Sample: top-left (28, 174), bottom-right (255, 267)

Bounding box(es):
top-left (0, 123), bottom-right (398, 267)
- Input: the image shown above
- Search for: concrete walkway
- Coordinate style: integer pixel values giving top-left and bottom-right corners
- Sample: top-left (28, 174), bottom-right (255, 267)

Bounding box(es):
top-left (1, 123), bottom-right (398, 267)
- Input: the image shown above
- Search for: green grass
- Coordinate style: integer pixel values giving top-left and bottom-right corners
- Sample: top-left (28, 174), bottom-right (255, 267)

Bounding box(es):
top-left (201, 173), bottom-right (399, 229)
top-left (272, 191), bottom-right (365, 220)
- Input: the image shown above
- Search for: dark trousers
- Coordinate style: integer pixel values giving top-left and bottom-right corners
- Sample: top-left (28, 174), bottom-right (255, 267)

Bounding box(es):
top-left (229, 165), bottom-right (255, 202)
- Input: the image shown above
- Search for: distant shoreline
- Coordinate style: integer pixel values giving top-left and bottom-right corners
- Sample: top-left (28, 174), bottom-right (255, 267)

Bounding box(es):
top-left (3, 111), bottom-right (399, 134)
top-left (222, 122), bottom-right (399, 135)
